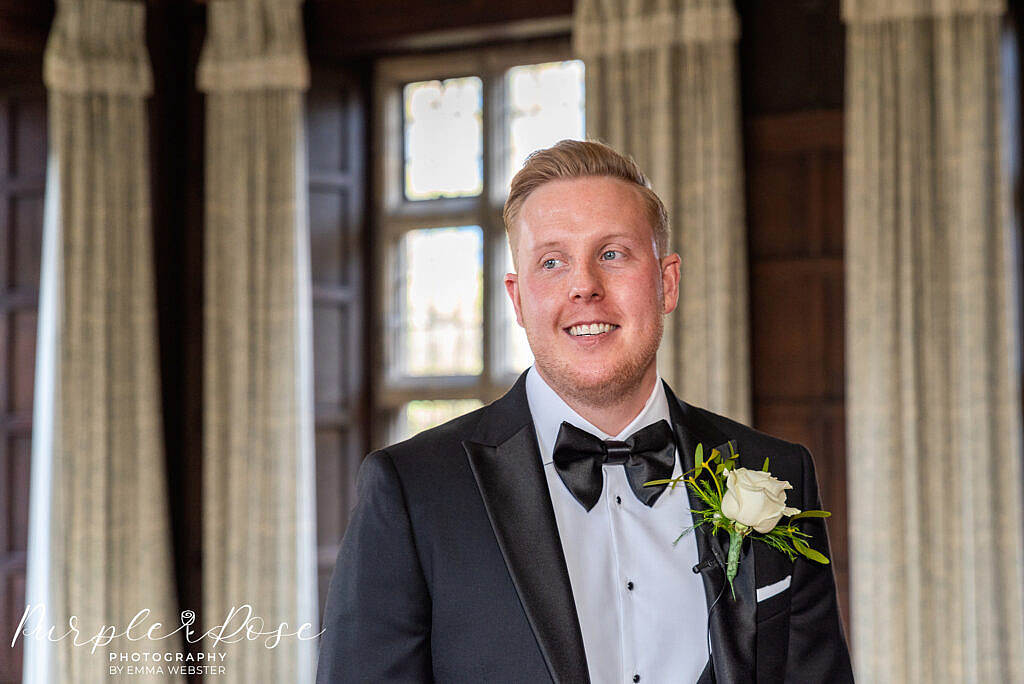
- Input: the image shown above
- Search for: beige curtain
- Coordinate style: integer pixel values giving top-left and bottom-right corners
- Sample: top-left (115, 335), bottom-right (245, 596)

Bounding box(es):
top-left (197, 1), bottom-right (318, 682)
top-left (845, 1), bottom-right (1024, 681)
top-left (24, 1), bottom-right (183, 682)
top-left (574, 0), bottom-right (750, 421)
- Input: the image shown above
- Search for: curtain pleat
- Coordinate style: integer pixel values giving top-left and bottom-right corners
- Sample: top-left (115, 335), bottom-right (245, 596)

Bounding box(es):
top-left (844, 1), bottom-right (1024, 680)
top-left (24, 1), bottom-right (182, 682)
top-left (198, 1), bottom-right (317, 682)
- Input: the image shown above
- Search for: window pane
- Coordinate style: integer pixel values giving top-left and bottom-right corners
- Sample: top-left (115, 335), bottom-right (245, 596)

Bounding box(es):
top-left (506, 60), bottom-right (585, 189)
top-left (394, 399), bottom-right (485, 442)
top-left (499, 242), bottom-right (533, 375)
top-left (404, 77), bottom-right (483, 200)
top-left (390, 226), bottom-right (483, 376)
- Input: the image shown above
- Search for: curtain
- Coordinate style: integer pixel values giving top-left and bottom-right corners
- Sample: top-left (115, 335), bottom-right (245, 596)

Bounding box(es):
top-left (573, 0), bottom-right (750, 422)
top-left (197, 1), bottom-right (318, 681)
top-left (23, 1), bottom-right (183, 682)
top-left (844, 0), bottom-right (1024, 681)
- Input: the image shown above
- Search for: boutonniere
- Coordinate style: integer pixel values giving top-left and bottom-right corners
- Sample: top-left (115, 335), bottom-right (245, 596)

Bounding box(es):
top-left (647, 442), bottom-right (831, 599)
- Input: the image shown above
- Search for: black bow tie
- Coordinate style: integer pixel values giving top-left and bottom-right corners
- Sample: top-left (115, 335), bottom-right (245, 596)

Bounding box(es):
top-left (552, 419), bottom-right (676, 512)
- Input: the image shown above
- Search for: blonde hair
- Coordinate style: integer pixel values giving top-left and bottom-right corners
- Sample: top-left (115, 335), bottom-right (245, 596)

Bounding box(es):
top-left (502, 140), bottom-right (670, 264)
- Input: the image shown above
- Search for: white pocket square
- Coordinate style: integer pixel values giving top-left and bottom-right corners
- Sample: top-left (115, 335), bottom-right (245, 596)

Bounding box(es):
top-left (756, 574), bottom-right (792, 602)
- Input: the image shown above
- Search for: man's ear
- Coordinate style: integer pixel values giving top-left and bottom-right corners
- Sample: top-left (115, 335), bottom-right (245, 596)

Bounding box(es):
top-left (504, 272), bottom-right (525, 326)
top-left (660, 253), bottom-right (681, 315)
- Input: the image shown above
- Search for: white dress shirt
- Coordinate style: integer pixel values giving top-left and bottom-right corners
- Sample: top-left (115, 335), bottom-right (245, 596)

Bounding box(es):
top-left (525, 365), bottom-right (709, 684)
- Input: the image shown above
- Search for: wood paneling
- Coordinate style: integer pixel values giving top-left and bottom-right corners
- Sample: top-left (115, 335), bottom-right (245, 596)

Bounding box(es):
top-left (305, 0), bottom-right (573, 58)
top-left (738, 0), bottom-right (851, 641)
top-left (0, 87), bottom-right (45, 684)
top-left (745, 109), bottom-right (850, 631)
top-left (307, 65), bottom-right (371, 623)
top-left (737, 0), bottom-right (844, 116)
top-left (0, 1), bottom-right (52, 55)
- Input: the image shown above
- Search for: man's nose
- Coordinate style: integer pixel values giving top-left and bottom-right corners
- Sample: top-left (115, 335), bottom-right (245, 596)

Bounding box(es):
top-left (568, 261), bottom-right (604, 301)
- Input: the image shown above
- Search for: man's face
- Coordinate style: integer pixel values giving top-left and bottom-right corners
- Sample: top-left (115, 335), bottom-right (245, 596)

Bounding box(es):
top-left (504, 176), bottom-right (680, 408)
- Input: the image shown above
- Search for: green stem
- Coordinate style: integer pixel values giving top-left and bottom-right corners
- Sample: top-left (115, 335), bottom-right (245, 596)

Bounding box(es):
top-left (726, 527), bottom-right (743, 599)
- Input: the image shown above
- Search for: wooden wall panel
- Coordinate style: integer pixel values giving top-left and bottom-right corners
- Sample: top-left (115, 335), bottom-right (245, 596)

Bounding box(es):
top-left (307, 66), bottom-right (371, 624)
top-left (0, 2), bottom-right (52, 55)
top-left (738, 0), bottom-right (851, 640)
top-left (745, 109), bottom-right (850, 631)
top-left (737, 0), bottom-right (844, 116)
top-left (305, 0), bottom-right (573, 58)
top-left (0, 86), bottom-right (45, 684)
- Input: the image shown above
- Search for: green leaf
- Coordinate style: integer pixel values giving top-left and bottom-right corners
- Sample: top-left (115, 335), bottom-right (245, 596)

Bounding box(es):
top-left (694, 489), bottom-right (716, 507)
top-left (789, 510), bottom-right (832, 520)
top-left (715, 462), bottom-right (726, 475)
top-left (695, 446), bottom-right (704, 479)
top-left (643, 479), bottom-right (673, 487)
top-left (793, 538), bottom-right (830, 564)
top-left (762, 456), bottom-right (770, 471)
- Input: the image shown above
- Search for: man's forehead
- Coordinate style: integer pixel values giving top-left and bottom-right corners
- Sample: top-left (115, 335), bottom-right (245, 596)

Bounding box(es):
top-left (521, 176), bottom-right (644, 211)
top-left (519, 175), bottom-right (648, 220)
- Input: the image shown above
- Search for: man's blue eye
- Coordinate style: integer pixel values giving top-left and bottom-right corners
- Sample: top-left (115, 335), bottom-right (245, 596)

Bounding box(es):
top-left (601, 250), bottom-right (621, 260)
top-left (542, 259), bottom-right (559, 269)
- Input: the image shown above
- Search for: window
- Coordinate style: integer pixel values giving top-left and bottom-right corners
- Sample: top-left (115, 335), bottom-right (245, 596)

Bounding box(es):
top-left (374, 42), bottom-right (584, 443)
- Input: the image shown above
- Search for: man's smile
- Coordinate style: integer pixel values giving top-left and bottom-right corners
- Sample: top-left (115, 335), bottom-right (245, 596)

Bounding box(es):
top-left (565, 321), bottom-right (620, 337)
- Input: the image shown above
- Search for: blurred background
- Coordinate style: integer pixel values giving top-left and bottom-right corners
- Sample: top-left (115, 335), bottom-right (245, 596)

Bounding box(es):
top-left (0, 0), bottom-right (1022, 682)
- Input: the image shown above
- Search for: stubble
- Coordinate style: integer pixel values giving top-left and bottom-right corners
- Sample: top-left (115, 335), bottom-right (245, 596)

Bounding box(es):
top-left (529, 309), bottom-right (664, 413)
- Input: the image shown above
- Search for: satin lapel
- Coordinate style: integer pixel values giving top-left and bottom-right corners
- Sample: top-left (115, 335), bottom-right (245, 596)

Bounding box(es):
top-left (664, 382), bottom-right (757, 683)
top-left (463, 373), bottom-right (590, 684)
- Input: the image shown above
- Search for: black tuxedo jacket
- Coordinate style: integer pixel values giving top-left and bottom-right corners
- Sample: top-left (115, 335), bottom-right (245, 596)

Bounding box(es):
top-left (316, 371), bottom-right (854, 683)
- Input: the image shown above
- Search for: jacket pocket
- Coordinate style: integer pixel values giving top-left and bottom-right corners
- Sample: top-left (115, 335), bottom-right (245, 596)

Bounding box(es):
top-left (755, 573), bottom-right (792, 624)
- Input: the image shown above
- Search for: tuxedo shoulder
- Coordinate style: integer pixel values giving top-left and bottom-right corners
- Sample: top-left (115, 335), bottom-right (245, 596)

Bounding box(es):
top-left (379, 405), bottom-right (489, 469)
top-left (365, 407), bottom-right (493, 524)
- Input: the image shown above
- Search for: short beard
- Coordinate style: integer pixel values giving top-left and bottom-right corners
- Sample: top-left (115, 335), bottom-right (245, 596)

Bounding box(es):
top-left (530, 312), bottom-right (664, 412)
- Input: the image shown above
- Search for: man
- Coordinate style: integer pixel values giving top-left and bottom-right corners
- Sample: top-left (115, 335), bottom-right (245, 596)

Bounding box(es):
top-left (316, 140), bottom-right (853, 683)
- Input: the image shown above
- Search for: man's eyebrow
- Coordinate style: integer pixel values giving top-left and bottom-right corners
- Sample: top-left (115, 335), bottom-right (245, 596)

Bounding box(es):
top-left (528, 240), bottom-right (563, 252)
top-left (526, 234), bottom-right (639, 252)
top-left (598, 233), bottom-right (640, 244)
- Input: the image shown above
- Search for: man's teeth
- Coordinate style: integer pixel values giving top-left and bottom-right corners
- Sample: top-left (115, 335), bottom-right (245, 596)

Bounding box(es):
top-left (569, 323), bottom-right (616, 336)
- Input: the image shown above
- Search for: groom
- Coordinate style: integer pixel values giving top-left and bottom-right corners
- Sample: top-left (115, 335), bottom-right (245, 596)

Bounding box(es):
top-left (316, 140), bottom-right (853, 683)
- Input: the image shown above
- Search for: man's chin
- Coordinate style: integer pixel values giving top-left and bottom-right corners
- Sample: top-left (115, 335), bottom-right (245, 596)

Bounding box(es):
top-left (562, 369), bottom-right (617, 391)
top-left (536, 362), bottom-right (650, 408)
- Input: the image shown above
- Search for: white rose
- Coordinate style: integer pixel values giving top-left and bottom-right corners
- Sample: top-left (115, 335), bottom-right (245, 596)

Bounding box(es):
top-left (720, 467), bottom-right (801, 534)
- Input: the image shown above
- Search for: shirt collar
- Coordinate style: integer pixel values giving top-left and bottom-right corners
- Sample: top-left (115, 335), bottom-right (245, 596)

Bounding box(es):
top-left (525, 364), bottom-right (671, 464)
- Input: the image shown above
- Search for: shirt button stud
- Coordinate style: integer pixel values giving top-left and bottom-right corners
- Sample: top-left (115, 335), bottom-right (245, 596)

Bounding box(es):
top-left (626, 581), bottom-right (634, 591)
top-left (615, 495), bottom-right (622, 504)
top-left (633, 676), bottom-right (641, 683)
